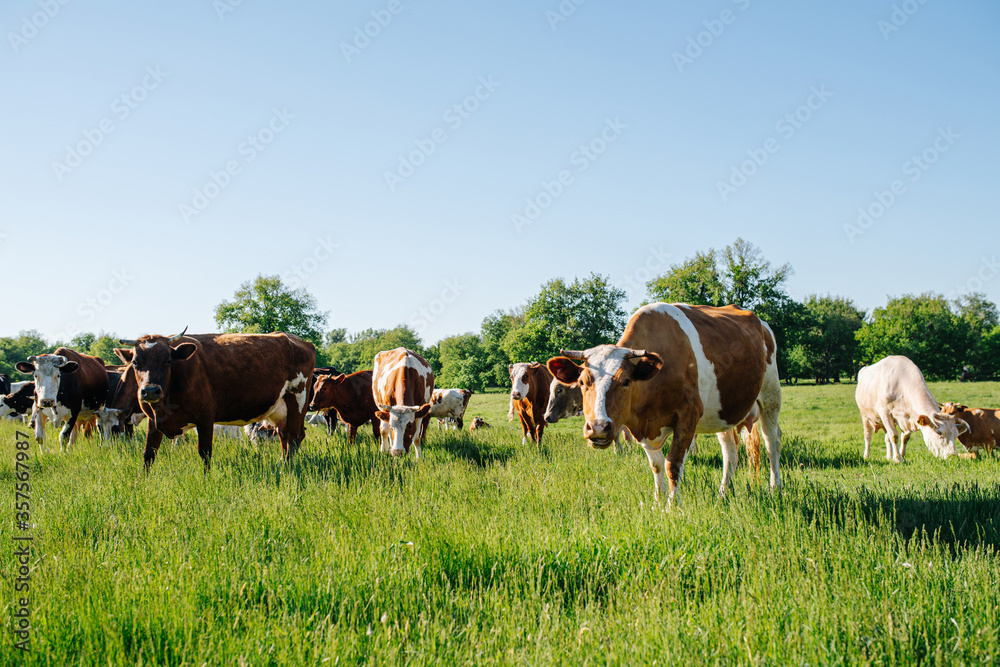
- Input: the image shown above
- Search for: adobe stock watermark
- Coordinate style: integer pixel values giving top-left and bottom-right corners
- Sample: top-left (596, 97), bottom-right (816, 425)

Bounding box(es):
top-left (8, 0), bottom-right (72, 54)
top-left (214, 0), bottom-right (251, 21)
top-left (546, 0), bottom-right (588, 31)
top-left (716, 85), bottom-right (833, 202)
top-left (179, 107), bottom-right (293, 223)
top-left (57, 268), bottom-right (135, 341)
top-left (672, 0), bottom-right (752, 73)
top-left (620, 246), bottom-right (671, 300)
top-left (409, 279), bottom-right (466, 333)
top-left (511, 117), bottom-right (626, 234)
top-left (945, 256), bottom-right (1000, 301)
top-left (843, 126), bottom-right (959, 244)
top-left (877, 0), bottom-right (930, 41)
top-left (282, 235), bottom-right (339, 289)
top-left (13, 430), bottom-right (34, 653)
top-left (51, 66), bottom-right (168, 182)
top-left (340, 0), bottom-right (416, 63)
top-left (384, 75), bottom-right (501, 192)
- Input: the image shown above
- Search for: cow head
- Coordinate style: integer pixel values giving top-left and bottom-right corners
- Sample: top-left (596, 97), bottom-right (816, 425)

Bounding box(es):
top-left (0, 396), bottom-right (14, 420)
top-left (309, 373), bottom-right (345, 411)
top-left (16, 355), bottom-right (78, 408)
top-left (375, 403), bottom-right (431, 456)
top-left (509, 362), bottom-right (543, 401)
top-left (95, 407), bottom-right (121, 442)
top-left (916, 412), bottom-right (970, 458)
top-left (547, 345), bottom-right (663, 449)
top-left (544, 377), bottom-right (578, 424)
top-left (117, 327), bottom-right (194, 404)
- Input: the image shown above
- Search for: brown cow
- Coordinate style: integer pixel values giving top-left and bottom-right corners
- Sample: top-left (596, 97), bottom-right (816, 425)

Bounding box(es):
top-left (509, 362), bottom-right (552, 445)
top-left (116, 328), bottom-right (315, 471)
top-left (468, 416), bottom-right (490, 432)
top-left (309, 370), bottom-right (379, 445)
top-left (372, 348), bottom-right (434, 458)
top-left (547, 303), bottom-right (782, 507)
top-left (940, 402), bottom-right (1000, 455)
top-left (16, 348), bottom-right (109, 450)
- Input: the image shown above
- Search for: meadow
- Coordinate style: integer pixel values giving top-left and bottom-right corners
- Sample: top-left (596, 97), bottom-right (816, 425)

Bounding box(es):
top-left (3, 381), bottom-right (1000, 665)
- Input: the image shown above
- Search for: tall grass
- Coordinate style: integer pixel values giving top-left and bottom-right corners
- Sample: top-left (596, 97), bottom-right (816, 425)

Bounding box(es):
top-left (2, 382), bottom-right (1000, 665)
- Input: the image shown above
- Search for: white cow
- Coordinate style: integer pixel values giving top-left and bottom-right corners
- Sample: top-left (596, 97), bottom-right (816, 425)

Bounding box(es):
top-left (855, 355), bottom-right (969, 462)
top-left (429, 388), bottom-right (472, 430)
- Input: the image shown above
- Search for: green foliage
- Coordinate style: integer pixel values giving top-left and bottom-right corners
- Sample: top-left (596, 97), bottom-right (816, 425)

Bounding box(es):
top-left (6, 382), bottom-right (1000, 665)
top-left (796, 295), bottom-right (866, 383)
top-left (436, 333), bottom-right (489, 391)
top-left (0, 329), bottom-right (54, 377)
top-left (645, 250), bottom-right (724, 306)
top-left (214, 274), bottom-right (328, 347)
top-left (323, 326), bottom-right (425, 374)
top-left (856, 293), bottom-right (972, 380)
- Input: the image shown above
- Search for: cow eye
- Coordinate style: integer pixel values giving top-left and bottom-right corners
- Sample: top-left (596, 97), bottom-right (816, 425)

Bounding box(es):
top-left (623, 379), bottom-right (631, 387)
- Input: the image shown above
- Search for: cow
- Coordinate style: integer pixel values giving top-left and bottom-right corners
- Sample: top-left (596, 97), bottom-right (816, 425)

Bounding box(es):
top-left (509, 362), bottom-right (553, 445)
top-left (16, 349), bottom-right (109, 451)
top-left (468, 416), bottom-right (490, 432)
top-left (309, 370), bottom-right (379, 445)
top-left (0, 382), bottom-right (35, 422)
top-left (542, 377), bottom-right (634, 452)
top-left (0, 374), bottom-right (10, 395)
top-left (940, 402), bottom-right (1000, 456)
top-left (546, 303), bottom-right (783, 507)
top-left (310, 366), bottom-right (341, 435)
top-left (372, 348), bottom-right (434, 458)
top-left (95, 359), bottom-right (142, 441)
top-left (855, 355), bottom-right (969, 462)
top-left (116, 327), bottom-right (315, 471)
top-left (429, 388), bottom-right (473, 430)
top-left (244, 421), bottom-right (281, 445)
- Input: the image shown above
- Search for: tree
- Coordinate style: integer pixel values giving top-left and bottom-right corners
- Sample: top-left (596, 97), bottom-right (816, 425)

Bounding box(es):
top-left (719, 238), bottom-right (794, 312)
top-left (214, 275), bottom-right (328, 347)
top-left (0, 330), bottom-right (54, 378)
top-left (956, 293), bottom-right (1000, 379)
top-left (323, 325), bottom-right (424, 374)
top-left (480, 309), bottom-right (521, 386)
top-left (435, 333), bottom-right (489, 391)
top-left (645, 250), bottom-right (725, 306)
top-left (798, 295), bottom-right (866, 383)
top-left (856, 293), bottom-right (970, 380)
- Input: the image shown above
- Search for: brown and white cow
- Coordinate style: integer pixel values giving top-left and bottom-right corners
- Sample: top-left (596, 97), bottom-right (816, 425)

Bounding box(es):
top-left (116, 327), bottom-right (315, 471)
top-left (309, 370), bottom-right (379, 445)
top-left (16, 349), bottom-right (109, 450)
top-left (855, 356), bottom-right (969, 462)
top-left (468, 416), bottom-right (490, 432)
top-left (547, 303), bottom-right (782, 507)
top-left (509, 362), bottom-right (553, 445)
top-left (940, 402), bottom-right (999, 455)
top-left (372, 348), bottom-right (434, 458)
top-left (429, 388), bottom-right (473, 430)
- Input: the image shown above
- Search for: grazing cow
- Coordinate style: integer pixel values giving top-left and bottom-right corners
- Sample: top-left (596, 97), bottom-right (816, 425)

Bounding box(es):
top-left (855, 355), bottom-right (969, 462)
top-left (547, 303), bottom-right (783, 507)
top-left (0, 382), bottom-right (35, 421)
top-left (372, 348), bottom-right (434, 458)
top-left (116, 328), bottom-right (315, 471)
top-left (16, 349), bottom-right (109, 450)
top-left (468, 416), bottom-right (491, 432)
top-left (429, 388), bottom-right (473, 430)
top-left (509, 362), bottom-right (553, 445)
top-left (940, 402), bottom-right (1000, 455)
top-left (310, 366), bottom-right (341, 435)
top-left (309, 370), bottom-right (379, 445)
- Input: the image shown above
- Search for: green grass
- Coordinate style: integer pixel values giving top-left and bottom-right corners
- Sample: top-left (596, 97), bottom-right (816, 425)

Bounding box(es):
top-left (3, 382), bottom-right (1000, 665)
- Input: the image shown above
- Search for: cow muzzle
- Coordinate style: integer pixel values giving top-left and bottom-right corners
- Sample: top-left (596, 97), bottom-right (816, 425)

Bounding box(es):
top-left (140, 385), bottom-right (163, 403)
top-left (39, 398), bottom-right (55, 408)
top-left (511, 391), bottom-right (522, 401)
top-left (389, 446), bottom-right (406, 458)
top-left (584, 419), bottom-right (614, 444)
top-left (544, 412), bottom-right (558, 424)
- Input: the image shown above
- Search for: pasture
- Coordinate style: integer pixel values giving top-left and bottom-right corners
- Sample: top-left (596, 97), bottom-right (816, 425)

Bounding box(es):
top-left (3, 382), bottom-right (1000, 665)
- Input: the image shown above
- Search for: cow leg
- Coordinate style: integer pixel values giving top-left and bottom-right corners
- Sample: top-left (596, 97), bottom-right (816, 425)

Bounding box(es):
top-left (861, 417), bottom-right (875, 459)
top-left (456, 416), bottom-right (463, 430)
top-left (62, 414), bottom-right (79, 452)
top-left (196, 424), bottom-right (214, 473)
top-left (143, 429), bottom-right (165, 470)
top-left (518, 413), bottom-right (531, 445)
top-left (716, 429), bottom-right (739, 496)
top-left (347, 424), bottom-right (358, 446)
top-left (371, 419), bottom-right (380, 444)
top-left (32, 408), bottom-right (47, 448)
top-left (379, 419), bottom-right (391, 453)
top-left (641, 443), bottom-right (669, 501)
top-left (756, 368), bottom-right (783, 490)
top-left (507, 395), bottom-right (515, 422)
top-left (877, 412), bottom-right (900, 461)
top-left (535, 422), bottom-right (545, 446)
top-left (899, 430), bottom-right (912, 460)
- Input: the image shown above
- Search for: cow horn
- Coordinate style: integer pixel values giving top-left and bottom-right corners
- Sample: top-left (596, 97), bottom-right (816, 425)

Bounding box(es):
top-left (26, 355), bottom-right (37, 362)
top-left (118, 338), bottom-right (139, 347)
top-left (559, 349), bottom-right (586, 359)
top-left (169, 326), bottom-right (189, 342)
top-left (625, 349), bottom-right (650, 359)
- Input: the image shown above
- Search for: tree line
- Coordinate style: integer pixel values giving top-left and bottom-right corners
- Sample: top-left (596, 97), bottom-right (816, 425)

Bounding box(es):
top-left (2, 239), bottom-right (998, 388)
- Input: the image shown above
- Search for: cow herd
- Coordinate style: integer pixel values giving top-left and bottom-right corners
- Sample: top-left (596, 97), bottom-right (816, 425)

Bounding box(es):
top-left (2, 302), bottom-right (998, 506)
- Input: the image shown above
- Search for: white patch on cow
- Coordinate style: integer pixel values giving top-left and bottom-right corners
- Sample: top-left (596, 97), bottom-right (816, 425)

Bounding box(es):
top-left (375, 350), bottom-right (431, 400)
top-left (218, 373), bottom-right (308, 428)
top-left (30, 355), bottom-right (67, 407)
top-left (570, 346), bottom-right (630, 427)
top-left (96, 407), bottom-right (121, 442)
top-left (510, 365), bottom-right (532, 401)
top-left (647, 303), bottom-right (730, 432)
top-left (0, 401), bottom-right (12, 420)
top-left (429, 388), bottom-right (466, 420)
top-left (386, 405), bottom-right (419, 456)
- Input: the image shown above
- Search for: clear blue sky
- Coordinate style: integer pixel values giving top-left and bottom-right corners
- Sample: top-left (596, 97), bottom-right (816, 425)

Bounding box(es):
top-left (3, 0), bottom-right (998, 345)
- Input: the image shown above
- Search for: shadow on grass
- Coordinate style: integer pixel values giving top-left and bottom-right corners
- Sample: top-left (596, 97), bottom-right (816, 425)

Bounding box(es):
top-left (800, 482), bottom-right (1000, 555)
top-left (430, 432), bottom-right (518, 468)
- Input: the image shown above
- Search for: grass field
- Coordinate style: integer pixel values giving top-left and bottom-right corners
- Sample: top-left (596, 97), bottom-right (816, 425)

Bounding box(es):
top-left (3, 381), bottom-right (1000, 665)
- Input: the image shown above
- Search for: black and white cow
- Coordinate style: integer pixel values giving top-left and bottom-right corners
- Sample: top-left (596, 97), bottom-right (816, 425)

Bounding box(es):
top-left (0, 382), bottom-right (35, 422)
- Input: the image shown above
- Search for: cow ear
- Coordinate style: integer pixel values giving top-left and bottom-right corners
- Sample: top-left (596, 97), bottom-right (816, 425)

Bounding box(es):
top-left (333, 373), bottom-right (346, 383)
top-left (631, 353), bottom-right (663, 382)
top-left (375, 410), bottom-right (390, 422)
top-left (547, 357), bottom-right (582, 385)
top-left (416, 403), bottom-right (432, 419)
top-left (957, 404), bottom-right (970, 412)
top-left (956, 418), bottom-right (970, 435)
top-left (171, 343), bottom-right (197, 361)
top-left (15, 362), bottom-right (34, 374)
top-left (114, 348), bottom-right (134, 364)
top-left (917, 414), bottom-right (934, 428)
top-left (529, 361), bottom-right (541, 368)
top-left (60, 361), bottom-right (80, 373)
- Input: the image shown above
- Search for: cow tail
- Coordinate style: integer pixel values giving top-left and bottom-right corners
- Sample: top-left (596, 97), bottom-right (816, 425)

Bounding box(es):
top-left (744, 422), bottom-right (762, 475)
